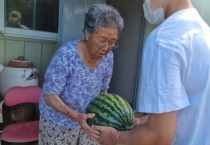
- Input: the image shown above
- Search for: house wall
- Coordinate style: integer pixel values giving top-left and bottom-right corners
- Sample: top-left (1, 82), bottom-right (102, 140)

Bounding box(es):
top-left (0, 36), bottom-right (57, 86)
top-left (106, 0), bottom-right (145, 104)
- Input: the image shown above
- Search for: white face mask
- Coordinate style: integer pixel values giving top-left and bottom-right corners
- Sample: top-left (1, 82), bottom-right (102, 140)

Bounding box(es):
top-left (143, 0), bottom-right (165, 25)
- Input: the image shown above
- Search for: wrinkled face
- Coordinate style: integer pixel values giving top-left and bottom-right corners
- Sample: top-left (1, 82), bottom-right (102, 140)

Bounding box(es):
top-left (86, 26), bottom-right (119, 59)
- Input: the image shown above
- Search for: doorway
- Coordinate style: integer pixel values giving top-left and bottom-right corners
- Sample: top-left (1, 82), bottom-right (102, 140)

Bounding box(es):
top-left (107, 0), bottom-right (146, 108)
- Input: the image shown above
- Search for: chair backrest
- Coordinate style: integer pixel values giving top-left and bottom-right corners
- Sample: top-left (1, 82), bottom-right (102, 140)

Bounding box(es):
top-left (4, 86), bottom-right (42, 107)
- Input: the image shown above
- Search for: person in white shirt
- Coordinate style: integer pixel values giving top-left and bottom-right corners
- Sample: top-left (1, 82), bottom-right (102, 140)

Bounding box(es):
top-left (90, 0), bottom-right (210, 145)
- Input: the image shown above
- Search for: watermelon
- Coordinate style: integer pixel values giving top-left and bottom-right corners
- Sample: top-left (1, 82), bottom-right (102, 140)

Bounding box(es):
top-left (86, 93), bottom-right (135, 131)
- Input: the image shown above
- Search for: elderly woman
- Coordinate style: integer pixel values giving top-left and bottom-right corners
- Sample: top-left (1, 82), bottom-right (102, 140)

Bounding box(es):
top-left (38, 3), bottom-right (124, 145)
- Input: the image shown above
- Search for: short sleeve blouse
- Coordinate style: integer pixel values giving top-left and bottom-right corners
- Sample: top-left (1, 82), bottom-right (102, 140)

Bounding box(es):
top-left (39, 40), bottom-right (113, 128)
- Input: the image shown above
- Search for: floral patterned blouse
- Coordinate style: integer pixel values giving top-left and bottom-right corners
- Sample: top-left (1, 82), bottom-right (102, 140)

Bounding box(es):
top-left (39, 40), bottom-right (113, 128)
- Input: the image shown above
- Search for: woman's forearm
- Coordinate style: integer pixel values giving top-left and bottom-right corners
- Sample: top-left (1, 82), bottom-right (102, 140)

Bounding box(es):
top-left (44, 94), bottom-right (78, 121)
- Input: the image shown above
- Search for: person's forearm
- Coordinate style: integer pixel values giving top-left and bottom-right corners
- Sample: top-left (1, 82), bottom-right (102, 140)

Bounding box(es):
top-left (116, 112), bottom-right (176, 145)
top-left (116, 124), bottom-right (158, 145)
top-left (44, 94), bottom-right (78, 121)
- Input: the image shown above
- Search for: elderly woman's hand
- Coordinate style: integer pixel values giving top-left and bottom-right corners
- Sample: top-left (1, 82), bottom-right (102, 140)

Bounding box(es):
top-left (75, 113), bottom-right (101, 138)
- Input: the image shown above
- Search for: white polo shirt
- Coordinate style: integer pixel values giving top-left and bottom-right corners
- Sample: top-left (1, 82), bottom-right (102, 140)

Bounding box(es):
top-left (137, 8), bottom-right (210, 145)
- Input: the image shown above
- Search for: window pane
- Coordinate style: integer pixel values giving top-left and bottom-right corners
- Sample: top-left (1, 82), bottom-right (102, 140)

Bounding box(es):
top-left (5, 0), bottom-right (59, 33)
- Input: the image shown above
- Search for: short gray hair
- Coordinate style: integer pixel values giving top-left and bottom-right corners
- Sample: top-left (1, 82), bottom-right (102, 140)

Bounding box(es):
top-left (83, 3), bottom-right (124, 36)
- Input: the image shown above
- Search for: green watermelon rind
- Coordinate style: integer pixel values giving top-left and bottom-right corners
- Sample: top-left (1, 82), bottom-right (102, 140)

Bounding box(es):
top-left (86, 93), bottom-right (135, 131)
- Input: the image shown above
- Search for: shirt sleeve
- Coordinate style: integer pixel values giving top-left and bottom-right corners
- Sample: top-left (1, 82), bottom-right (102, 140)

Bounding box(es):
top-left (137, 39), bottom-right (190, 113)
top-left (101, 51), bottom-right (114, 91)
top-left (43, 43), bottom-right (71, 95)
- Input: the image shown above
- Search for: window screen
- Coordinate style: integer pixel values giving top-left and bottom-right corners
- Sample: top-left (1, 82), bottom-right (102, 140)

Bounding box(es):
top-left (5, 0), bottom-right (59, 33)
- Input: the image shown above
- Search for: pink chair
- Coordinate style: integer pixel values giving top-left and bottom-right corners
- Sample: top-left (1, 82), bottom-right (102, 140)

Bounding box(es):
top-left (0, 86), bottom-right (42, 143)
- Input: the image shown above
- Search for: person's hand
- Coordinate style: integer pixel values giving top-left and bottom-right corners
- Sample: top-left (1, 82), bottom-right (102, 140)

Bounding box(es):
top-left (75, 113), bottom-right (100, 138)
top-left (92, 125), bottom-right (120, 145)
top-left (135, 115), bottom-right (149, 126)
top-left (135, 117), bottom-right (142, 126)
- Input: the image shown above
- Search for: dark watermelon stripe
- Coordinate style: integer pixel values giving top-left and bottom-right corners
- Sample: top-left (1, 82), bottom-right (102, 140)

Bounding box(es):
top-left (91, 95), bottom-right (123, 117)
top-left (86, 93), bottom-right (135, 131)
top-left (111, 94), bottom-right (127, 112)
top-left (90, 95), bottom-right (127, 123)
top-left (87, 104), bottom-right (125, 129)
top-left (110, 94), bottom-right (131, 122)
top-left (88, 99), bottom-right (122, 120)
top-left (95, 115), bottom-right (125, 129)
top-left (89, 118), bottom-right (124, 130)
top-left (113, 94), bottom-right (134, 118)
top-left (87, 102), bottom-right (127, 128)
top-left (106, 94), bottom-right (134, 125)
top-left (105, 94), bottom-right (129, 123)
top-left (113, 94), bottom-right (130, 115)
top-left (111, 94), bottom-right (135, 128)
top-left (87, 100), bottom-right (125, 126)
top-left (124, 101), bottom-right (135, 123)
top-left (88, 102), bottom-right (121, 123)
top-left (103, 95), bottom-right (129, 124)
